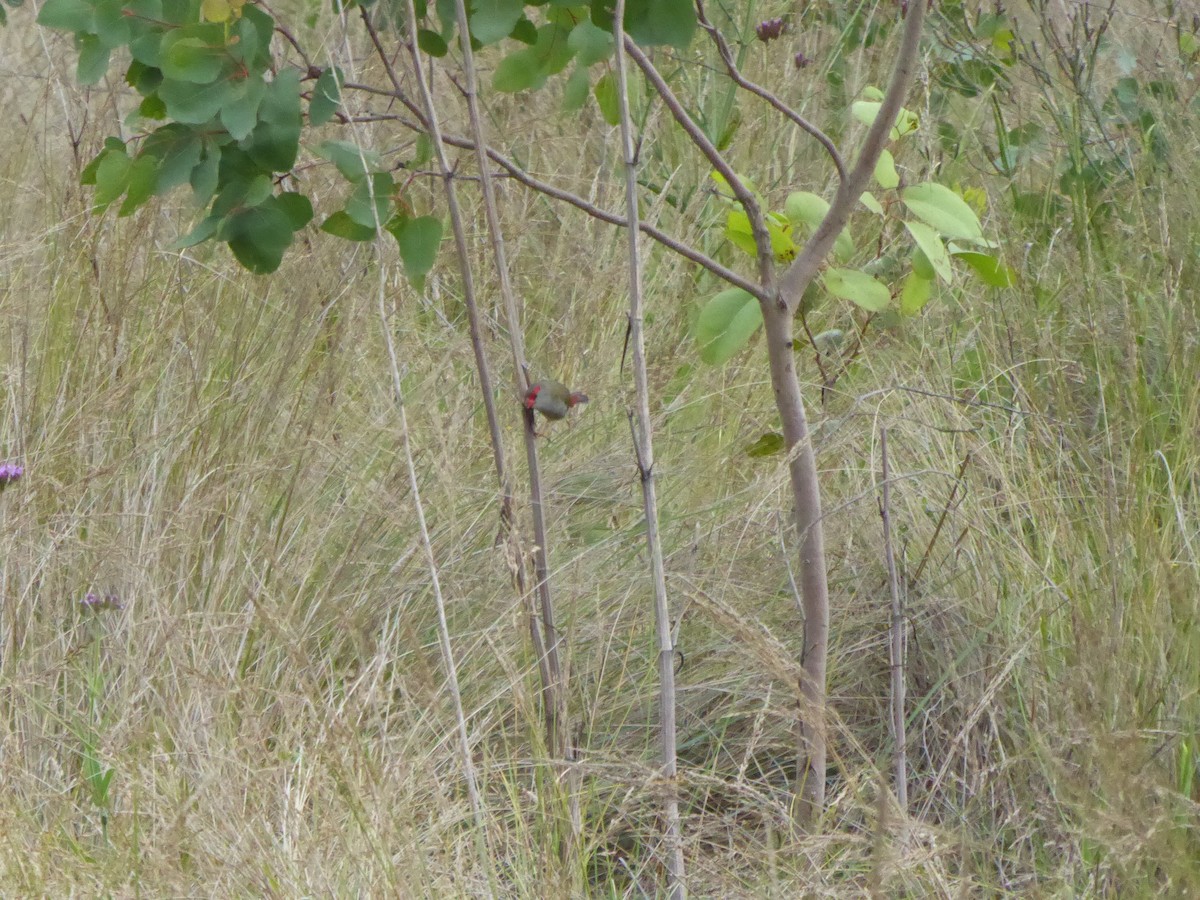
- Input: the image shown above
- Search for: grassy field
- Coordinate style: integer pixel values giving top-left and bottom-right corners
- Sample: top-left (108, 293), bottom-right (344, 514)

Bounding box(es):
top-left (1, 2), bottom-right (1198, 895)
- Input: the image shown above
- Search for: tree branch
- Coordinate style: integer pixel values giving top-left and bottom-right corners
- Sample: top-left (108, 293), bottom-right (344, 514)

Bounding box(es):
top-left (777, 0), bottom-right (927, 313)
top-left (693, 0), bottom-right (846, 183)
top-left (624, 38), bottom-right (776, 290)
top-left (335, 80), bottom-right (767, 301)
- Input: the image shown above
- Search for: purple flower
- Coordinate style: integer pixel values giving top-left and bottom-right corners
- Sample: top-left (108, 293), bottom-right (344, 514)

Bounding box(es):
top-left (0, 462), bottom-right (23, 486)
top-left (756, 17), bottom-right (786, 43)
top-left (82, 592), bottom-right (124, 612)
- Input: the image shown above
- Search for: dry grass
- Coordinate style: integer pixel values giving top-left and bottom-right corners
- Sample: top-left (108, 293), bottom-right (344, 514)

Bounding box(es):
top-left (1, 2), bottom-right (1198, 896)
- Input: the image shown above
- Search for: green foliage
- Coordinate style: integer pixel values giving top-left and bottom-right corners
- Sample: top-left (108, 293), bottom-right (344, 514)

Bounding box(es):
top-left (37, 0), bottom-right (316, 273)
top-left (386, 214), bottom-right (443, 291)
top-left (695, 287), bottom-right (761, 365)
top-left (822, 268), bottom-right (890, 312)
top-left (901, 182), bottom-right (989, 244)
top-left (310, 66), bottom-right (343, 126)
top-left (589, 0), bottom-right (694, 50)
top-left (695, 85), bottom-right (1011, 366)
top-left (744, 432), bottom-right (784, 458)
top-left (34, 0), bottom-right (694, 279)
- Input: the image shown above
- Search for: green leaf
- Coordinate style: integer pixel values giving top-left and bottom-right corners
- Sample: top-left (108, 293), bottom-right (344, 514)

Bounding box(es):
top-left (623, 0), bottom-right (695, 49)
top-left (37, 0), bottom-right (94, 33)
top-left (567, 18), bottom-right (613, 66)
top-left (126, 58), bottom-right (163, 95)
top-left (898, 271), bottom-right (934, 315)
top-left (276, 192), bottom-right (314, 231)
top-left (696, 288), bottom-right (762, 365)
top-left (314, 139), bottom-right (381, 182)
top-left (242, 69), bottom-right (301, 171)
top-left (159, 77), bottom-right (231, 124)
top-left (141, 124), bottom-right (203, 192)
top-left (310, 66), bottom-right (342, 126)
top-left (593, 71), bottom-right (619, 125)
top-left (510, 16), bottom-right (537, 44)
top-left (220, 75), bottom-right (267, 140)
top-left (161, 28), bottom-right (227, 84)
top-left (851, 98), bottom-right (918, 139)
top-left (860, 192), bottom-right (884, 215)
top-left (190, 144), bottom-right (221, 205)
top-left (92, 0), bottom-right (136, 49)
top-left (233, 5), bottom-right (273, 67)
top-left (726, 210), bottom-right (796, 262)
top-left (493, 48), bottom-right (544, 92)
top-left (900, 182), bottom-right (986, 242)
top-left (93, 149), bottom-right (132, 211)
top-left (81, 144), bottom-right (116, 186)
top-left (118, 154), bottom-right (159, 216)
top-left (212, 172), bottom-right (272, 216)
top-left (130, 30), bottom-right (165, 67)
top-left (471, 0), bottom-right (523, 43)
top-left (138, 94), bottom-right (167, 120)
top-left (346, 172), bottom-right (394, 228)
top-left (784, 191), bottom-right (829, 229)
top-left (417, 28), bottom-right (449, 57)
top-left (874, 148), bottom-right (899, 189)
top-left (724, 209), bottom-right (757, 257)
top-left (745, 432), bottom-right (785, 458)
top-left (201, 0), bottom-right (233, 23)
top-left (224, 198), bottom-right (296, 273)
top-left (562, 65), bottom-right (590, 112)
top-left (532, 21), bottom-right (573, 77)
top-left (903, 220), bottom-right (952, 282)
top-left (910, 246), bottom-right (935, 280)
top-left (76, 34), bottom-right (111, 85)
top-left (952, 250), bottom-right (1016, 287)
top-left (321, 210), bottom-right (377, 241)
top-left (784, 191), bottom-right (853, 261)
top-left (822, 268), bottom-right (890, 312)
top-left (386, 214), bottom-right (443, 289)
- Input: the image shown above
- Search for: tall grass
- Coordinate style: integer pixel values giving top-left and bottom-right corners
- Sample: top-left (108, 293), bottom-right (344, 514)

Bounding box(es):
top-left (1, 1), bottom-right (1197, 895)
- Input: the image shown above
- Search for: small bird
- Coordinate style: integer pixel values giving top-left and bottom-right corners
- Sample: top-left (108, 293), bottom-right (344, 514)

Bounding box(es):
top-left (524, 379), bottom-right (589, 421)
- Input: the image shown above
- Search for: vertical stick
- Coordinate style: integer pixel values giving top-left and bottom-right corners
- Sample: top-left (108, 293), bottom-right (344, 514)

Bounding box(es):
top-left (879, 428), bottom-right (908, 812)
top-left (446, 0), bottom-right (579, 867)
top-left (447, 0), bottom-right (569, 767)
top-left (611, 15), bottom-right (686, 898)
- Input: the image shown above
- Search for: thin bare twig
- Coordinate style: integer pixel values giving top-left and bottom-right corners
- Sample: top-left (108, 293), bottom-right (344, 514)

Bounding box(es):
top-left (475, 142), bottom-right (767, 300)
top-left (359, 6), bottom-right (407, 99)
top-left (327, 88), bottom-right (768, 300)
top-left (400, 0), bottom-right (524, 669)
top-left (909, 451), bottom-right (971, 587)
top-left (624, 39), bottom-right (775, 290)
top-left (693, 0), bottom-right (846, 182)
top-left (448, 0), bottom-right (580, 862)
top-left (613, 4), bottom-right (685, 893)
top-left (878, 428), bottom-right (908, 813)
